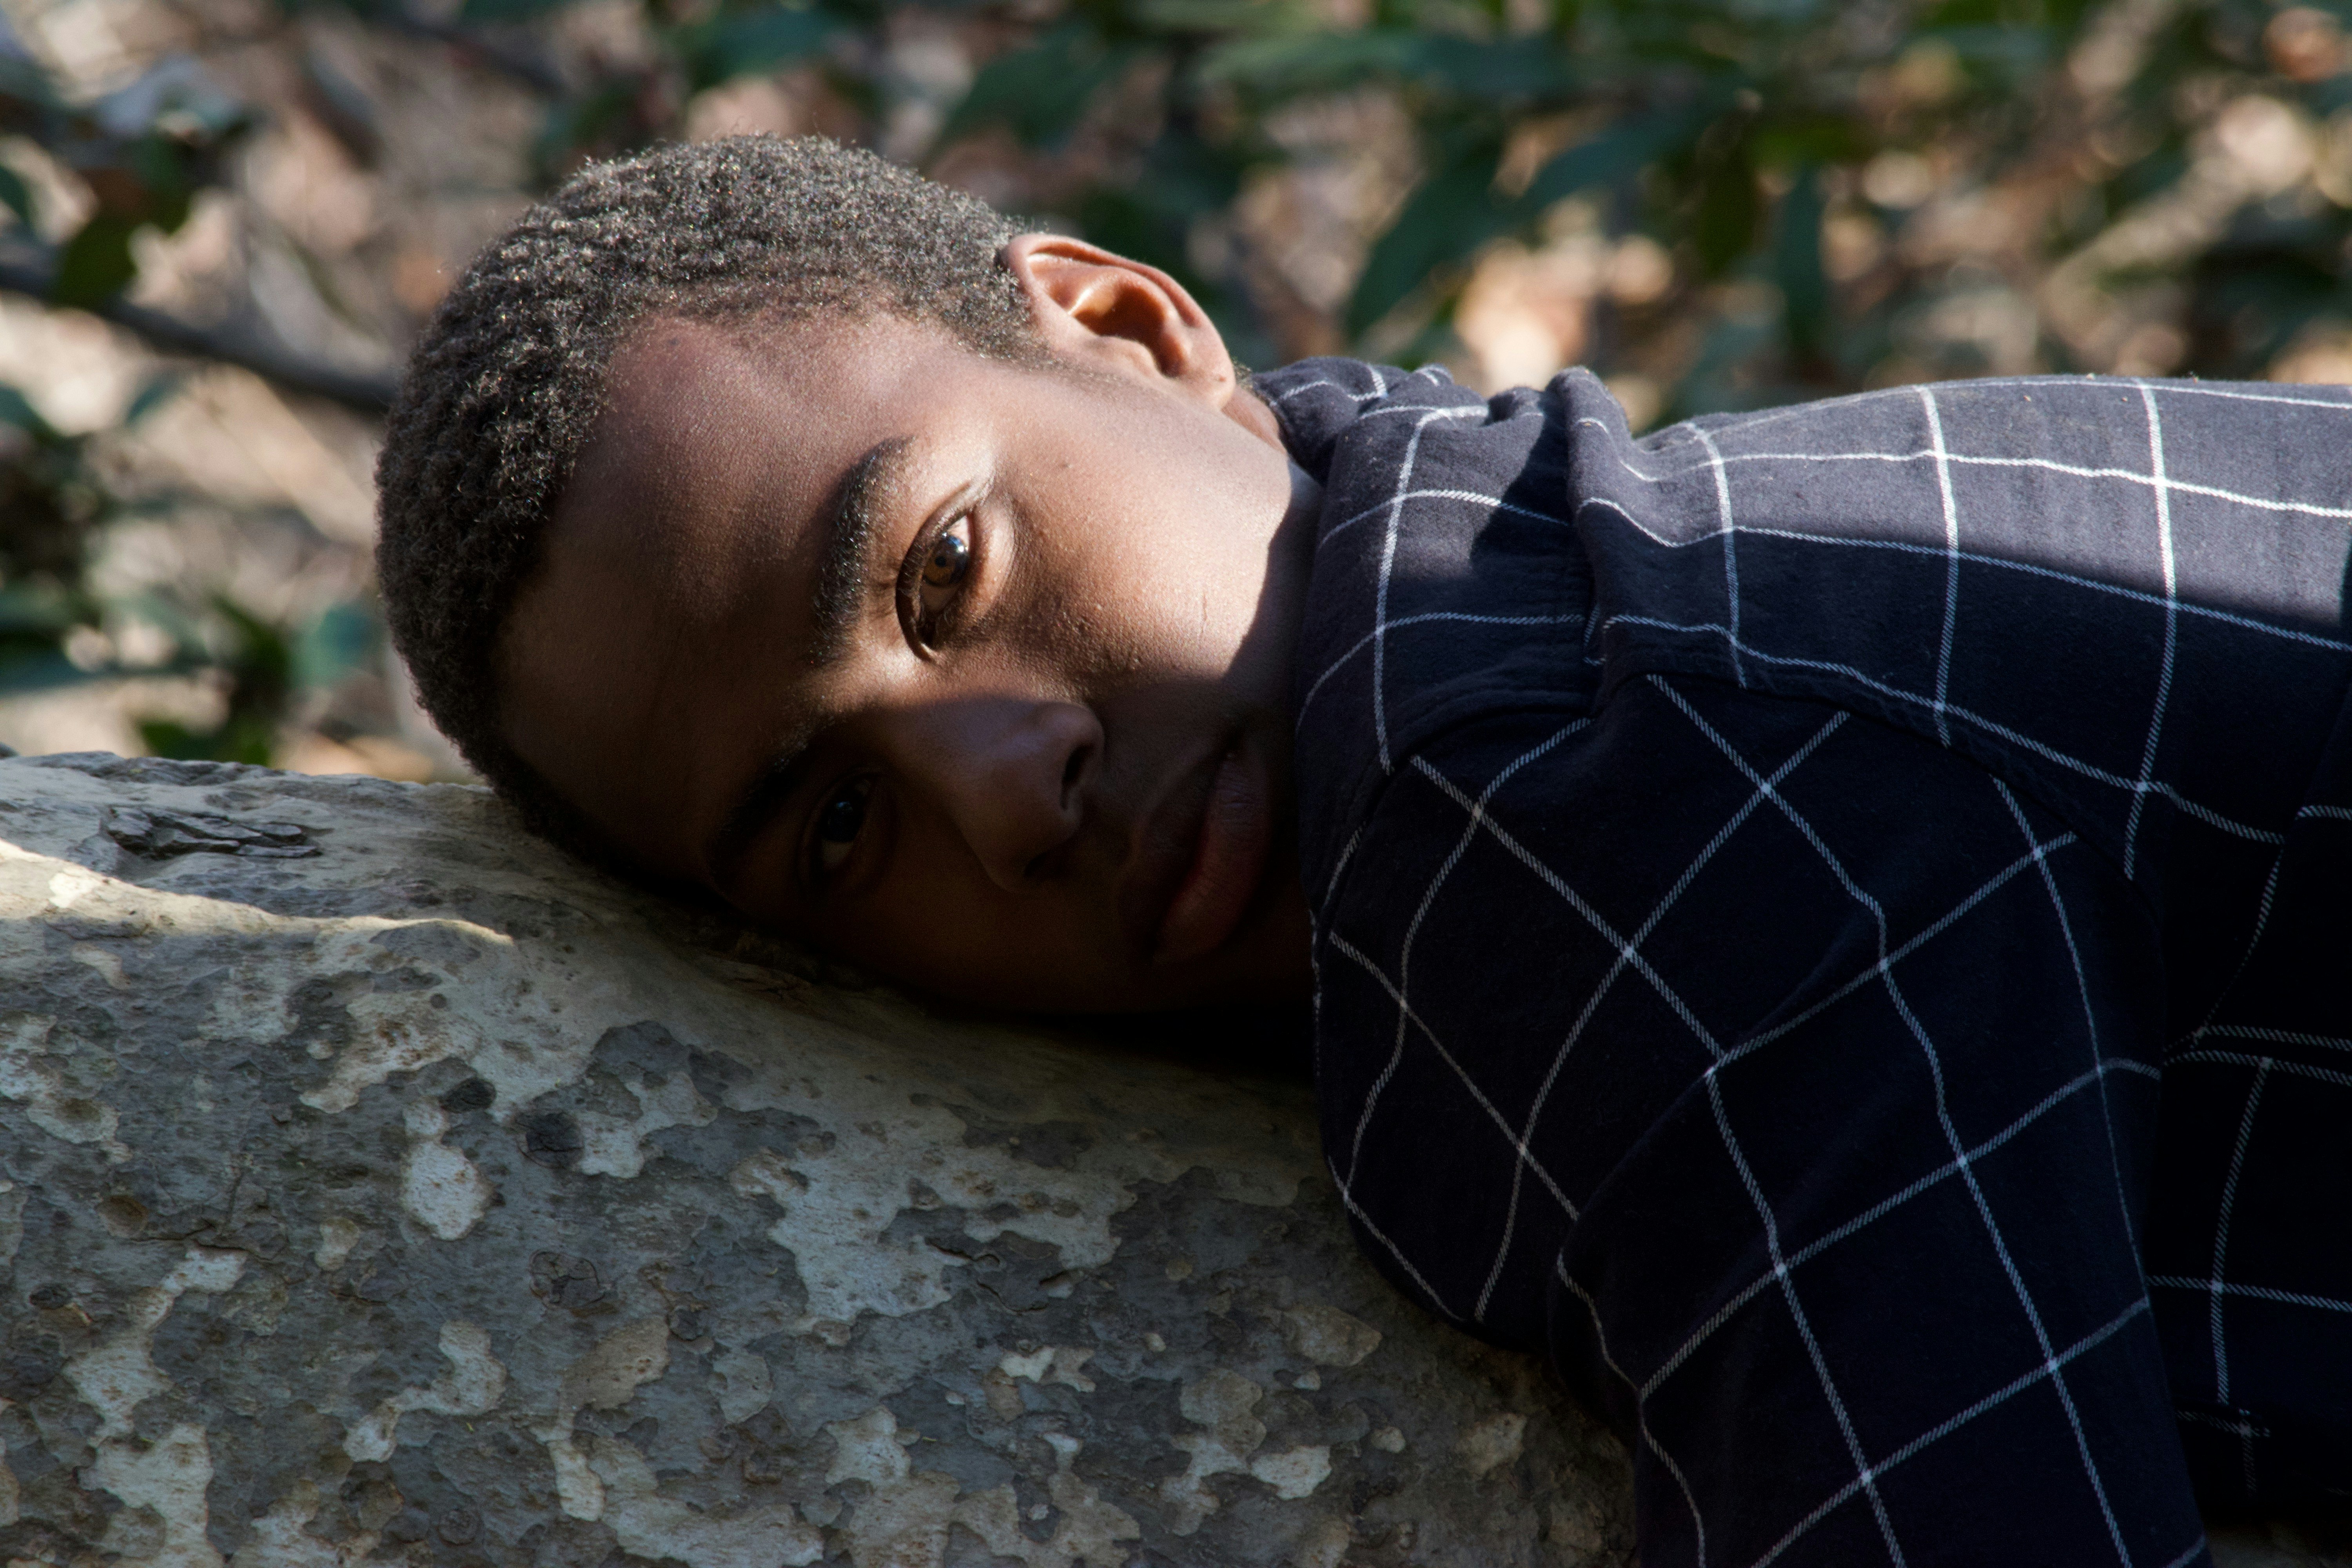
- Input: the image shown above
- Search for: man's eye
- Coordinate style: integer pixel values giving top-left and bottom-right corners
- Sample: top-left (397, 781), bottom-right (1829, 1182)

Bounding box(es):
top-left (914, 517), bottom-right (973, 642)
top-left (811, 778), bottom-right (871, 877)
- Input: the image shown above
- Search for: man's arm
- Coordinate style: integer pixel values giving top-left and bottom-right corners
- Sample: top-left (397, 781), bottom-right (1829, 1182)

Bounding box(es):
top-left (1313, 671), bottom-right (2206, 1567)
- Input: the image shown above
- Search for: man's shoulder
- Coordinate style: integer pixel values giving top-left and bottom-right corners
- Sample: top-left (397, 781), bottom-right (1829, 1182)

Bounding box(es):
top-left (1280, 359), bottom-right (1606, 897)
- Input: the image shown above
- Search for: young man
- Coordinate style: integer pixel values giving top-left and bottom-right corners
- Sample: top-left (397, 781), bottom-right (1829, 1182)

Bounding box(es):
top-left (376, 135), bottom-right (2352, 1565)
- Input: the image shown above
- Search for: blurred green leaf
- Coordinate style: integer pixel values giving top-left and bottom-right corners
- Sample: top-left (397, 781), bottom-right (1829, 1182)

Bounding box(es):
top-left (0, 583), bottom-right (97, 695)
top-left (1752, 113), bottom-right (1869, 172)
top-left (677, 6), bottom-right (837, 90)
top-left (939, 25), bottom-right (1149, 148)
top-left (139, 716), bottom-right (276, 765)
top-left (0, 648), bottom-right (87, 695)
top-left (1199, 28), bottom-right (1570, 97)
top-left (121, 375), bottom-right (183, 427)
top-left (0, 584), bottom-right (81, 637)
top-left (1520, 105), bottom-right (1709, 209)
top-left (1403, 35), bottom-right (1579, 99)
top-left (0, 382), bottom-right (57, 441)
top-left (0, 160), bottom-right (31, 227)
top-left (457, 0), bottom-right (576, 23)
top-left (1773, 163), bottom-right (1827, 367)
top-left (127, 139), bottom-right (199, 231)
top-left (1348, 127), bottom-right (1510, 334)
top-left (51, 213), bottom-right (141, 309)
top-left (534, 79), bottom-right (658, 181)
top-left (1193, 29), bottom-right (1433, 98)
top-left (0, 50), bottom-right (58, 116)
top-left (1929, 22), bottom-right (2062, 77)
top-left (1688, 118), bottom-right (1761, 276)
top-left (293, 600), bottom-right (380, 689)
top-left (1130, 0), bottom-right (1310, 35)
top-left (140, 597), bottom-right (294, 765)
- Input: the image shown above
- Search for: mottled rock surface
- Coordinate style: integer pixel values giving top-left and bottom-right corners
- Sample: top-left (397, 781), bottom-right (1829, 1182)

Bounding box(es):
top-left (0, 754), bottom-right (1637, 1568)
top-left (1, 753), bottom-right (2337, 1568)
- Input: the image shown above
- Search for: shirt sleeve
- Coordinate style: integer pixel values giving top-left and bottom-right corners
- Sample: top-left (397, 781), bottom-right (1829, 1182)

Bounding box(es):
top-left (1310, 671), bottom-right (2212, 1568)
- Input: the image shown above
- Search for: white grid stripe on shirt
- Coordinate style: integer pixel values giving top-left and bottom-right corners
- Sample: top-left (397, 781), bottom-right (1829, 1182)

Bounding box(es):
top-left (2171, 1051), bottom-right (2352, 1089)
top-left (1657, 675), bottom-right (2138, 1566)
top-left (1412, 756), bottom-right (1730, 1059)
top-left (1471, 712), bottom-right (1849, 1325)
top-left (1557, 1258), bottom-right (1713, 1563)
top-left (1919, 385), bottom-right (1962, 748)
top-left (1730, 830), bottom-right (2087, 1062)
top-left (1692, 423), bottom-right (1744, 687)
top-left (2188, 1024), bottom-right (2352, 1054)
top-left (1563, 511), bottom-right (2352, 654)
top-left (2149, 1276), bottom-right (2352, 1315)
top-left (2207, 1057), bottom-right (2272, 1499)
top-left (1338, 720), bottom-right (1585, 1196)
top-left (1597, 612), bottom-right (2290, 848)
top-left (1577, 439), bottom-right (2352, 524)
top-left (1591, 369), bottom-right (2352, 440)
top-left (2123, 383), bottom-right (2183, 881)
top-left (1322, 1147), bottom-right (1461, 1320)
top-left (1639, 1055), bottom-right (2158, 1404)
top-left (1327, 930), bottom-right (1584, 1223)
top-left (1316, 483), bottom-right (1562, 550)
top-left (1296, 610), bottom-right (1583, 723)
top-left (1744, 1301), bottom-right (2163, 1568)
top-left (2178, 850), bottom-right (2292, 1055)
top-left (1996, 776), bottom-right (2142, 1254)
top-left (1269, 358), bottom-right (2351, 1564)
top-left (1371, 407), bottom-right (1493, 772)
top-left (1701, 1053), bottom-right (1910, 1567)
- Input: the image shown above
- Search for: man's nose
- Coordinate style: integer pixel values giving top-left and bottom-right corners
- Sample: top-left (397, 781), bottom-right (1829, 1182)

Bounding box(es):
top-left (889, 697), bottom-right (1102, 890)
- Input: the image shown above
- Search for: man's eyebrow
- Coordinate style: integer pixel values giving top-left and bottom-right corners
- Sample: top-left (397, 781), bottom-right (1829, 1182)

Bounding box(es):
top-left (706, 723), bottom-right (821, 895)
top-left (809, 435), bottom-right (915, 667)
top-left (707, 437), bottom-right (913, 889)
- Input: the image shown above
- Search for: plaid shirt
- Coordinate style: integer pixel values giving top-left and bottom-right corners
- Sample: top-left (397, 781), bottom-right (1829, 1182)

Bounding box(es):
top-left (1257, 357), bottom-right (2352, 1568)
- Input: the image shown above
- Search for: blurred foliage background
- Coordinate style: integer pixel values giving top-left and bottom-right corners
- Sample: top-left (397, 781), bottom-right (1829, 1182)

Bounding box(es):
top-left (7, 0), bottom-right (2352, 770)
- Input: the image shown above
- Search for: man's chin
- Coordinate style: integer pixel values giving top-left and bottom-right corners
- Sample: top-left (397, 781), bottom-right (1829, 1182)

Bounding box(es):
top-left (1137, 887), bottom-right (1316, 1013)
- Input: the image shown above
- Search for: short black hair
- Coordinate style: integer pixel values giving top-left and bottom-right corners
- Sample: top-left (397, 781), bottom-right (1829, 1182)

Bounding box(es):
top-left (374, 135), bottom-right (1038, 862)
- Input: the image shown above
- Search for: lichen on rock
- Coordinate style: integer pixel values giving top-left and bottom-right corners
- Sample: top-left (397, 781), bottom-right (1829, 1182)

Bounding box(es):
top-left (0, 753), bottom-right (1638, 1567)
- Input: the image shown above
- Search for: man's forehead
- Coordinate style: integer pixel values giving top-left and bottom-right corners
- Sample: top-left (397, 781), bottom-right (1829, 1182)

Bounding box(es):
top-left (604, 317), bottom-right (771, 443)
top-left (557, 317), bottom-right (818, 570)
top-left (501, 309), bottom-right (969, 871)
top-left (501, 320), bottom-right (825, 872)
top-left (554, 310), bottom-right (974, 570)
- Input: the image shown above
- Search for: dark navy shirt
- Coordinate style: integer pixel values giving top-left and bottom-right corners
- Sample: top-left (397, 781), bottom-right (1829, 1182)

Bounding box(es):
top-left (1258, 357), bottom-right (2352, 1568)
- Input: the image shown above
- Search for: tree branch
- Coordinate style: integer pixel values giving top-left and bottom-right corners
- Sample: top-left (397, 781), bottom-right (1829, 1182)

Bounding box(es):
top-left (0, 248), bottom-right (397, 414)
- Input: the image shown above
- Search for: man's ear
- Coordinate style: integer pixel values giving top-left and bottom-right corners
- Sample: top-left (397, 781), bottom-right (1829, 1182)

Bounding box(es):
top-left (1002, 234), bottom-right (1282, 447)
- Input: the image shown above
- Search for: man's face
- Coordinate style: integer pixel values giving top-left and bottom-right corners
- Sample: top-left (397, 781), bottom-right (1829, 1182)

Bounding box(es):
top-left (500, 276), bottom-right (1320, 1012)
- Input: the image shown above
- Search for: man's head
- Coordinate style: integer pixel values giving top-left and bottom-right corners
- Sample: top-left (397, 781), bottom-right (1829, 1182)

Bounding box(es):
top-left (377, 136), bottom-right (1319, 1012)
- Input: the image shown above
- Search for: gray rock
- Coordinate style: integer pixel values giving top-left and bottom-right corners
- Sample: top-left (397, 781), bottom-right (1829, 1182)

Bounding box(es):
top-left (0, 753), bottom-right (1635, 1568)
top-left (0, 753), bottom-right (2327, 1568)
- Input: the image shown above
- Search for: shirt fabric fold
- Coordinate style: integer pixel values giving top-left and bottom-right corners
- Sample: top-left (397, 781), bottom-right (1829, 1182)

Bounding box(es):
top-left (1259, 356), bottom-right (2352, 1568)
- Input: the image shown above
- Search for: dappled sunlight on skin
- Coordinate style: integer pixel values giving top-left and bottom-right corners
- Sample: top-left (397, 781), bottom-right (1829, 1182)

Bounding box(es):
top-left (501, 238), bottom-right (1325, 1013)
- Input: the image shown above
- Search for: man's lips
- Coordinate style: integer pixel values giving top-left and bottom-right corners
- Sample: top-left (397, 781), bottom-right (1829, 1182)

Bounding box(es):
top-left (1126, 742), bottom-right (1277, 968)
